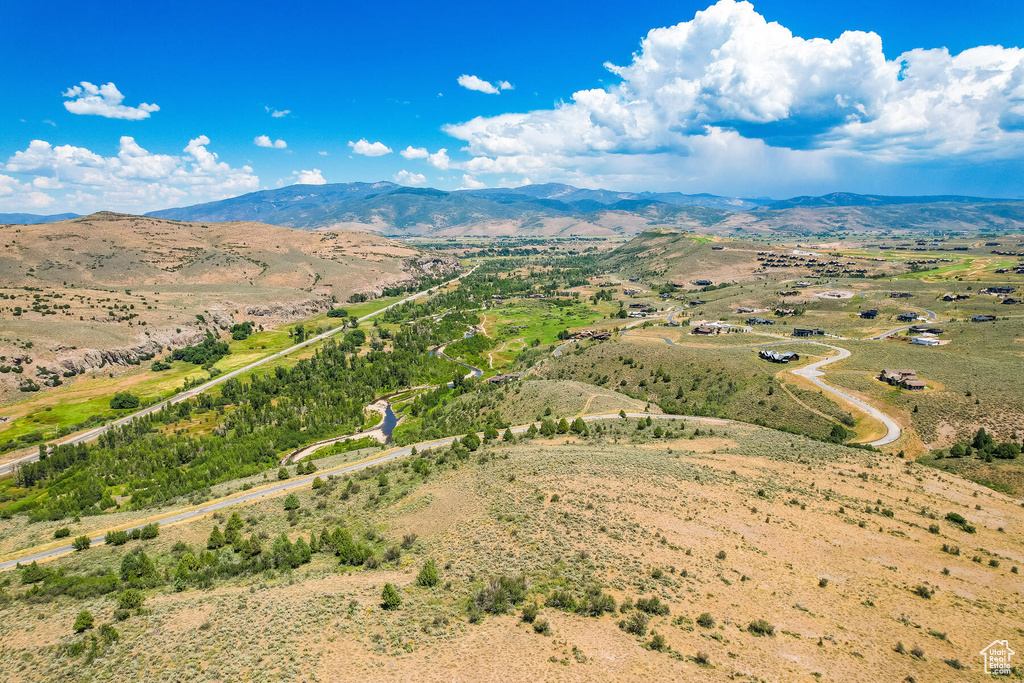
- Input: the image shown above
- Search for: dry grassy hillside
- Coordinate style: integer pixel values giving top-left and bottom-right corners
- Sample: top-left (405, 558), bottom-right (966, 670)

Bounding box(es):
top-left (0, 421), bottom-right (1020, 682)
top-left (0, 213), bottom-right (458, 402)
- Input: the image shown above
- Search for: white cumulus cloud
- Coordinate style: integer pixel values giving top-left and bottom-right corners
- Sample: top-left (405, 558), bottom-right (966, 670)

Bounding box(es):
top-left (458, 174), bottom-right (486, 190)
top-left (427, 148), bottom-right (450, 170)
top-left (348, 139), bottom-right (393, 156)
top-left (394, 170), bottom-right (426, 185)
top-left (457, 74), bottom-right (513, 95)
top-left (254, 135), bottom-right (287, 149)
top-left (265, 106), bottom-right (291, 118)
top-left (62, 82), bottom-right (160, 120)
top-left (3, 135), bottom-right (258, 213)
top-left (401, 146), bottom-right (429, 159)
top-left (400, 146), bottom-right (450, 169)
top-left (294, 169), bottom-right (326, 185)
top-left (442, 0), bottom-right (1024, 196)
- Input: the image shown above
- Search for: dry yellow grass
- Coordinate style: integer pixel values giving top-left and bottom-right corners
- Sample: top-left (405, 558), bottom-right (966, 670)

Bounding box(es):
top-left (0, 421), bottom-right (1019, 681)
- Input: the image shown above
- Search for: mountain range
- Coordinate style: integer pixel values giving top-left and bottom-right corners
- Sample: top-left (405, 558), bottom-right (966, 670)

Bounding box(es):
top-left (3, 184), bottom-right (1023, 236)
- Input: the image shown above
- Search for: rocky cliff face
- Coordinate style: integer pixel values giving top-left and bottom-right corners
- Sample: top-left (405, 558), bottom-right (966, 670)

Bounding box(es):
top-left (410, 254), bottom-right (462, 276)
top-left (350, 255), bottom-right (463, 298)
top-left (243, 296), bottom-right (335, 319)
top-left (56, 330), bottom-right (208, 375)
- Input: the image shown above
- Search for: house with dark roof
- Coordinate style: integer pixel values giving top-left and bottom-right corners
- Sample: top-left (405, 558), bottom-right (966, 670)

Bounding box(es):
top-left (972, 314), bottom-right (996, 322)
top-left (879, 369), bottom-right (926, 389)
top-left (897, 312), bottom-right (918, 322)
top-left (793, 328), bottom-right (825, 337)
top-left (859, 310), bottom-right (878, 319)
top-left (759, 349), bottom-right (800, 363)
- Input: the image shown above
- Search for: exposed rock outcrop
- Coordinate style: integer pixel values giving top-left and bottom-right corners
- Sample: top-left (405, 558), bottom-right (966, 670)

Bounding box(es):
top-left (244, 296), bottom-right (334, 318)
top-left (56, 330), bottom-right (207, 375)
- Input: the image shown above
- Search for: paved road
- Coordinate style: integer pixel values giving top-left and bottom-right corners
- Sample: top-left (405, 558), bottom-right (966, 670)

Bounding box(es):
top-left (0, 265), bottom-right (479, 477)
top-left (621, 327), bottom-right (902, 447)
top-left (791, 344), bottom-right (902, 447)
top-left (0, 411), bottom-right (729, 571)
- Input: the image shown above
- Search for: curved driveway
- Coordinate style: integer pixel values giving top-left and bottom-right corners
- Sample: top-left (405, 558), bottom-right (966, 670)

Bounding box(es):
top-left (790, 344), bottom-right (902, 446)
top-left (620, 328), bottom-right (902, 447)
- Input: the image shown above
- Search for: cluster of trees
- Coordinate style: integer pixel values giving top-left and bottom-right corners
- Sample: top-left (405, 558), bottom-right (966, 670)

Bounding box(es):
top-left (14, 317), bottom-right (467, 521)
top-left (169, 333), bottom-right (230, 366)
top-left (230, 321), bottom-right (255, 340)
top-left (109, 392), bottom-right (140, 410)
top-left (935, 428), bottom-right (1021, 461)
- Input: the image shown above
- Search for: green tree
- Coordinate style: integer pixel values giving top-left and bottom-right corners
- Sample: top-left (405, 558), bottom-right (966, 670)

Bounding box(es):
top-left (117, 589), bottom-right (144, 610)
top-left (99, 623), bottom-right (119, 644)
top-left (416, 558), bottom-right (440, 587)
top-left (556, 418), bottom-right (570, 434)
top-left (283, 493), bottom-right (300, 510)
top-left (973, 427), bottom-right (994, 451)
top-left (502, 428), bottom-right (514, 442)
top-left (462, 432), bottom-right (481, 451)
top-left (207, 526), bottom-right (225, 550)
top-left (381, 583), bottom-right (402, 610)
top-left (225, 512), bottom-right (243, 534)
top-left (73, 610), bottom-right (94, 632)
top-left (829, 424), bottom-right (849, 443)
top-left (109, 392), bottom-right (140, 410)
top-left (540, 419), bottom-right (557, 436)
top-left (278, 467), bottom-right (290, 481)
top-left (72, 535), bottom-right (90, 551)
top-left (526, 423), bottom-right (538, 438)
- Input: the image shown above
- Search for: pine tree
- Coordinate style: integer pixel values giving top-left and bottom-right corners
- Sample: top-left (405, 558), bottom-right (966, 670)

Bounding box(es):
top-left (381, 583), bottom-right (402, 610)
top-left (416, 558), bottom-right (440, 587)
top-left (73, 610), bottom-right (94, 632)
top-left (207, 525), bottom-right (225, 550)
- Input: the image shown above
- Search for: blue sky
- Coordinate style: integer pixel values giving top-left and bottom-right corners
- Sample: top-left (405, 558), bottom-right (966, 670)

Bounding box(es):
top-left (2, 0), bottom-right (1024, 213)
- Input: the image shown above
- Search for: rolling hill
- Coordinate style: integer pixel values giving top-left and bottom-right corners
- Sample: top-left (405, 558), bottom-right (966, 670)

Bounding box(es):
top-left (144, 182), bottom-right (747, 236)
top-left (142, 183), bottom-right (1024, 238)
top-left (0, 212), bottom-right (81, 225)
top-left (0, 212), bottom-right (458, 403)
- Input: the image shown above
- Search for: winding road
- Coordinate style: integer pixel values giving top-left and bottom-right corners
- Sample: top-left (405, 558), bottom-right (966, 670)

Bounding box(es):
top-left (0, 265), bottom-right (479, 477)
top-left (789, 344), bottom-right (902, 446)
top-left (619, 326), bottom-right (903, 447)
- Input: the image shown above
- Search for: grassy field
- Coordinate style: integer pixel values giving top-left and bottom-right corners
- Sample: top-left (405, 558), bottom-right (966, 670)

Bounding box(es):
top-left (0, 422), bottom-right (1019, 681)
